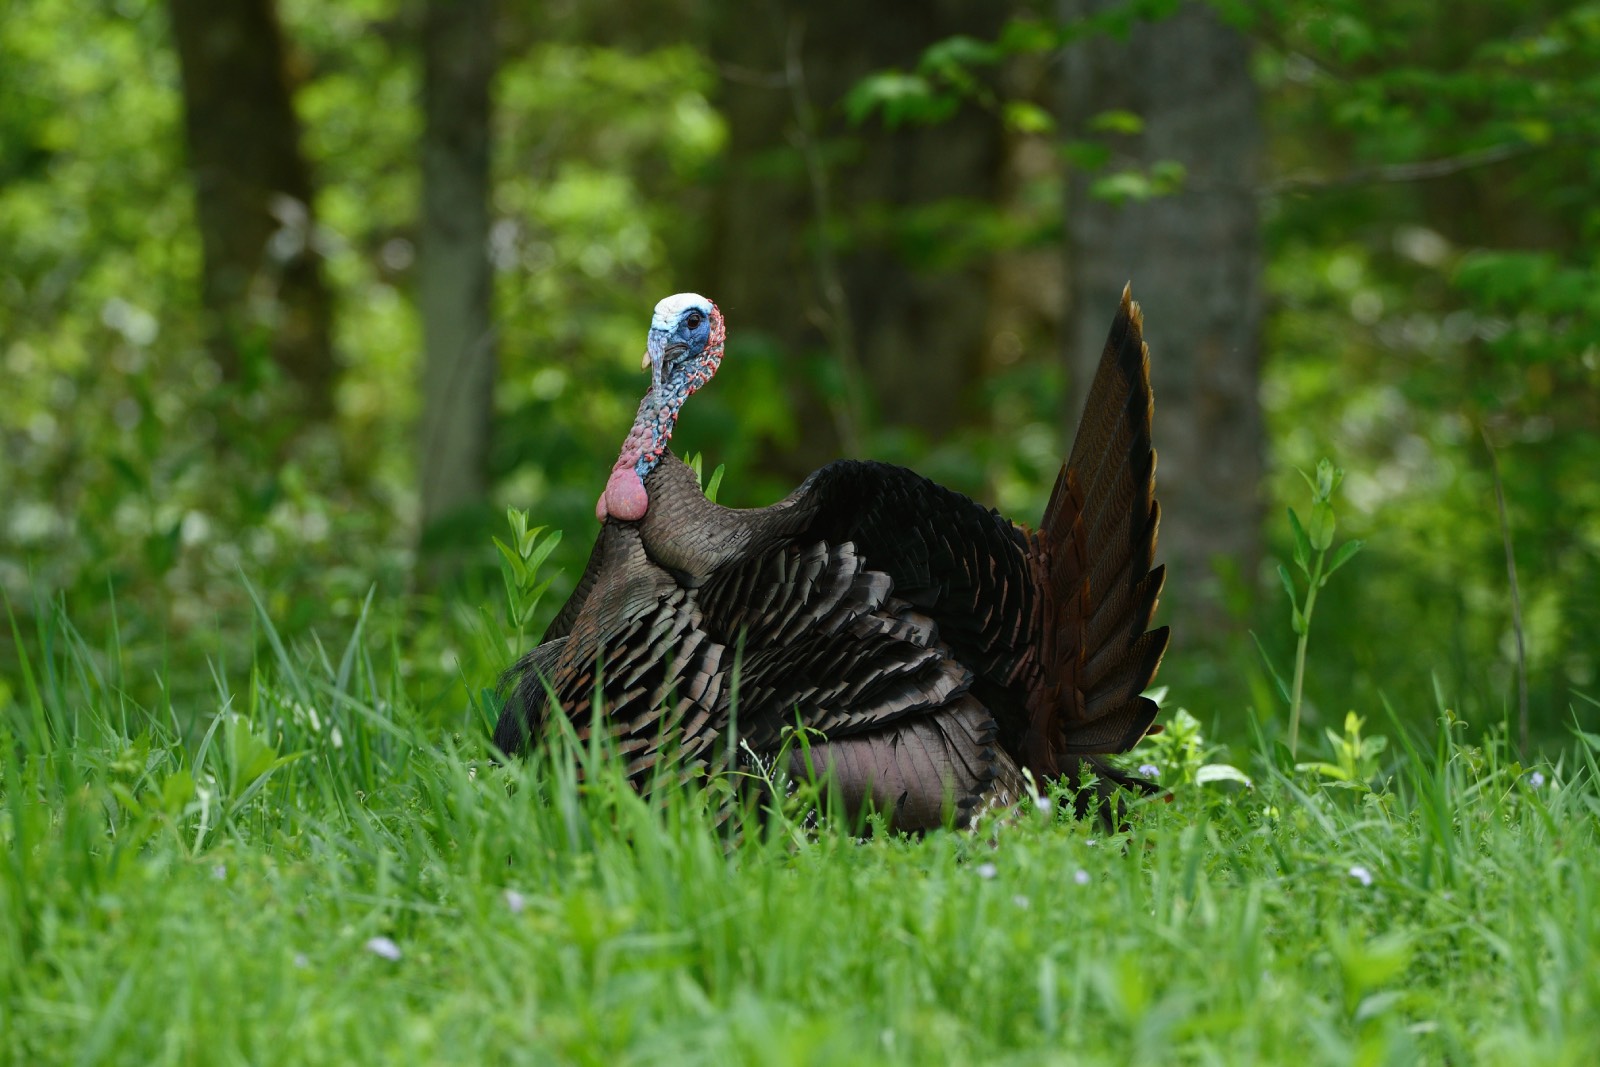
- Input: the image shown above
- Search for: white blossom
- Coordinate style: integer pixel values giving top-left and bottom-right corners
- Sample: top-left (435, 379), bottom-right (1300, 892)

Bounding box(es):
top-left (365, 937), bottom-right (402, 961)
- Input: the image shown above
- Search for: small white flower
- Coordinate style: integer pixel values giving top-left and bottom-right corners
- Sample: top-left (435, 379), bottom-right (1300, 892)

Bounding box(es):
top-left (211, 864), bottom-right (227, 881)
top-left (503, 889), bottom-right (527, 914)
top-left (1073, 869), bottom-right (1091, 886)
top-left (1528, 771), bottom-right (1546, 789)
top-left (1012, 894), bottom-right (1031, 909)
top-left (1033, 793), bottom-right (1054, 814)
top-left (976, 862), bottom-right (998, 880)
top-left (1349, 865), bottom-right (1374, 888)
top-left (292, 953), bottom-right (310, 970)
top-left (365, 936), bottom-right (402, 961)
top-left (1138, 763), bottom-right (1160, 780)
top-left (1086, 839), bottom-right (1098, 848)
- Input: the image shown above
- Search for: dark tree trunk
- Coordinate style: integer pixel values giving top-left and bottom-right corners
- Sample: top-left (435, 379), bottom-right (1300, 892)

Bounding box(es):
top-left (700, 0), bottom-right (1009, 481)
top-left (417, 0), bottom-right (496, 565)
top-left (1060, 0), bottom-right (1264, 626)
top-left (167, 0), bottom-right (335, 417)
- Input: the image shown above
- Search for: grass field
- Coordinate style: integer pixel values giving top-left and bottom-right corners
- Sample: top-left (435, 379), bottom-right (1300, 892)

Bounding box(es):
top-left (3, 589), bottom-right (1598, 1066)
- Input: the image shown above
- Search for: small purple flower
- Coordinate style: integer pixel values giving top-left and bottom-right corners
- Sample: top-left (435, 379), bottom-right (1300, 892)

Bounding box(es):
top-left (211, 864), bottom-right (227, 881)
top-left (1138, 763), bottom-right (1161, 780)
top-left (292, 953), bottom-right (310, 970)
top-left (1073, 869), bottom-right (1091, 886)
top-left (1528, 771), bottom-right (1546, 789)
top-left (364, 936), bottom-right (402, 961)
top-left (1348, 865), bottom-right (1374, 888)
top-left (503, 889), bottom-right (527, 914)
top-left (975, 862), bottom-right (997, 880)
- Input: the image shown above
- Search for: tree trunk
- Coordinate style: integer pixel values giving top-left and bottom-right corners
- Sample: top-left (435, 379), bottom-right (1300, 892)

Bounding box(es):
top-left (417, 0), bottom-right (496, 564)
top-left (700, 0), bottom-right (1008, 482)
top-left (1060, 0), bottom-right (1264, 626)
top-left (167, 0), bottom-right (335, 418)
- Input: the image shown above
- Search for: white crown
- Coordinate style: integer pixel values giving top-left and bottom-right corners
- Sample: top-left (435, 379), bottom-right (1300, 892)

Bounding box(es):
top-left (650, 292), bottom-right (713, 331)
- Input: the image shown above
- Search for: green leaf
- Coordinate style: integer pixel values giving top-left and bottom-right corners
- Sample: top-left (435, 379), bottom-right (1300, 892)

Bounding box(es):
top-left (225, 716), bottom-right (280, 793)
top-left (1288, 508), bottom-right (1311, 572)
top-left (1277, 564), bottom-right (1299, 610)
top-left (998, 17), bottom-right (1059, 53)
top-left (1309, 500), bottom-right (1336, 552)
top-left (161, 768), bottom-right (196, 815)
top-left (1249, 630), bottom-right (1292, 705)
top-left (919, 35), bottom-right (1001, 73)
top-left (334, 586), bottom-right (375, 696)
top-left (1089, 108), bottom-right (1144, 134)
top-left (1324, 539), bottom-right (1365, 579)
top-left (108, 782), bottom-right (142, 816)
top-left (524, 528), bottom-right (562, 581)
top-left (844, 72), bottom-right (950, 128)
top-left (493, 537), bottom-right (527, 585)
top-left (1295, 760), bottom-right (1351, 780)
top-left (1196, 763), bottom-right (1253, 787)
top-left (1335, 931), bottom-right (1413, 1006)
top-left (1003, 101), bottom-right (1055, 134)
top-left (1089, 170), bottom-right (1153, 204)
top-left (704, 464), bottom-right (725, 505)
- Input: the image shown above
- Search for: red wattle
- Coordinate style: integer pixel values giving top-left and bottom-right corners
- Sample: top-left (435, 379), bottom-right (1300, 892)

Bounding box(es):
top-left (598, 467), bottom-right (649, 522)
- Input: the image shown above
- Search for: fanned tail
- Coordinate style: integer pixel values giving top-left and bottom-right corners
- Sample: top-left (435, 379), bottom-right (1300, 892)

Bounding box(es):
top-left (1032, 284), bottom-right (1169, 773)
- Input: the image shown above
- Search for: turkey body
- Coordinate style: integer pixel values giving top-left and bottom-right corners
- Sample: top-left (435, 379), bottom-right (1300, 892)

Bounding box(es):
top-left (496, 287), bottom-right (1167, 831)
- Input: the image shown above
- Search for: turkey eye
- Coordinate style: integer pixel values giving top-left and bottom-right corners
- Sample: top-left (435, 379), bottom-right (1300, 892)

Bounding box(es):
top-left (685, 312), bottom-right (703, 330)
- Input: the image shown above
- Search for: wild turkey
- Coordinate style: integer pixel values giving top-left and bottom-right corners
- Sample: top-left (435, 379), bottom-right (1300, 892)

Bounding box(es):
top-left (496, 288), bottom-right (1168, 830)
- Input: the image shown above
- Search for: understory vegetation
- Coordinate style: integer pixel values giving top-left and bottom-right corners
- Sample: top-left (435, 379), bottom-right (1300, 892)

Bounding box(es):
top-left (3, 552), bottom-right (1598, 1063)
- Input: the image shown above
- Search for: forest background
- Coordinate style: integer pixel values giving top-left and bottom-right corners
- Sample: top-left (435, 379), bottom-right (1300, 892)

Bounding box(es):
top-left (3, 0), bottom-right (1597, 752)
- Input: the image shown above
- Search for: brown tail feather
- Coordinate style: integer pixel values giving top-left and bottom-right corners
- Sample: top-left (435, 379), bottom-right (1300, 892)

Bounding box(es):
top-left (1033, 284), bottom-right (1167, 773)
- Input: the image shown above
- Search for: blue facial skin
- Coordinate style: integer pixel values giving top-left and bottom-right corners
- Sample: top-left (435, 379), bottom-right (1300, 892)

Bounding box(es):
top-left (646, 302), bottom-right (713, 381)
top-left (634, 296), bottom-right (715, 481)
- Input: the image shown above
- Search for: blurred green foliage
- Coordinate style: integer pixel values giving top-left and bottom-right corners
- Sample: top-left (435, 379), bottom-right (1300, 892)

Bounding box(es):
top-left (1252, 0), bottom-right (1600, 743)
top-left (1, 0), bottom-right (1596, 750)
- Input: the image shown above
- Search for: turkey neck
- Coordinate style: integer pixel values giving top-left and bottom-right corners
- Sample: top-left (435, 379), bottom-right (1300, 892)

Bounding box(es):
top-left (635, 452), bottom-right (804, 583)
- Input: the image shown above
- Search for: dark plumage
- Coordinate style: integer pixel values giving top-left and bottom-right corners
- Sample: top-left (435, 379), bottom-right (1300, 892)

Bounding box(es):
top-left (497, 287), bottom-right (1168, 830)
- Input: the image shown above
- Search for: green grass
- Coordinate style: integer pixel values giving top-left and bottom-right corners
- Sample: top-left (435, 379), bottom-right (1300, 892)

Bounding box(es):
top-left (3, 592), bottom-right (1598, 1066)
